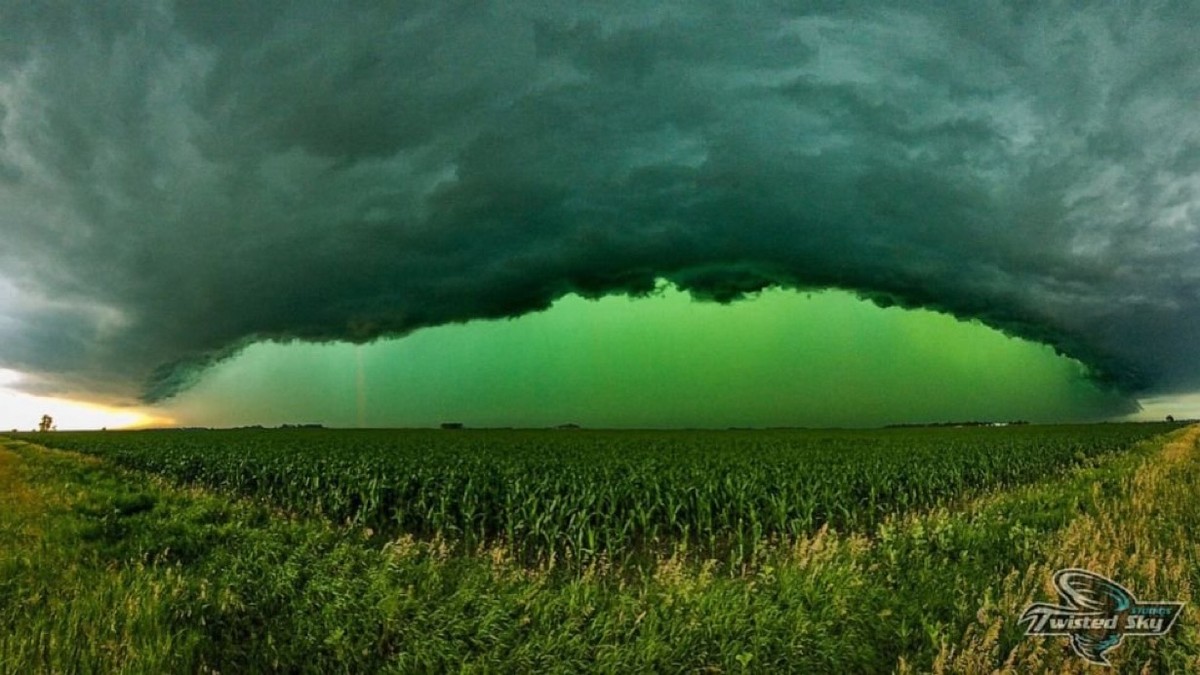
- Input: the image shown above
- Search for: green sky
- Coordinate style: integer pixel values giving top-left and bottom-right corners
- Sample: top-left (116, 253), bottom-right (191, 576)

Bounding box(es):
top-left (5, 4), bottom-right (1200, 428)
top-left (160, 287), bottom-right (1134, 428)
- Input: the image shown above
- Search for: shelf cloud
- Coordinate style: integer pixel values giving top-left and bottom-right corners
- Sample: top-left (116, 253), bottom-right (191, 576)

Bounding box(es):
top-left (1, 2), bottom-right (1198, 403)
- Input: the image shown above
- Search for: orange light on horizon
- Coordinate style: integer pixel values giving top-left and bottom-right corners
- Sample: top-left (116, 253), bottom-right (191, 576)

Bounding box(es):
top-left (0, 369), bottom-right (173, 431)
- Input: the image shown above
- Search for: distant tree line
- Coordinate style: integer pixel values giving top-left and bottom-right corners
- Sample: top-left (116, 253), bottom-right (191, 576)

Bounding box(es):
top-left (885, 420), bottom-right (1031, 429)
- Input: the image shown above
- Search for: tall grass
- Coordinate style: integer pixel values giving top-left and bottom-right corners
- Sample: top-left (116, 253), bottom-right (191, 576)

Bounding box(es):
top-left (0, 425), bottom-right (1194, 671)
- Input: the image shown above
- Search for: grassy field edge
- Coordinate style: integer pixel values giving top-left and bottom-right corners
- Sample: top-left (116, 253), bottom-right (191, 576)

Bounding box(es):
top-left (1, 426), bottom-right (1196, 672)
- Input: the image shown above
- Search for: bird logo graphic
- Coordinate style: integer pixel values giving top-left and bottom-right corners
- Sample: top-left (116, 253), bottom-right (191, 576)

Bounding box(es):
top-left (1019, 568), bottom-right (1183, 666)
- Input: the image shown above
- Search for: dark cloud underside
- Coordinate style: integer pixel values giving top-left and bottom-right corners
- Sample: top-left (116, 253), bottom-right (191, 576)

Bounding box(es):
top-left (1, 1), bottom-right (1199, 403)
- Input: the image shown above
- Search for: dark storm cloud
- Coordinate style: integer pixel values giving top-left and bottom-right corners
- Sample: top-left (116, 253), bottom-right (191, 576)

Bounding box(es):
top-left (1, 1), bottom-right (1199, 402)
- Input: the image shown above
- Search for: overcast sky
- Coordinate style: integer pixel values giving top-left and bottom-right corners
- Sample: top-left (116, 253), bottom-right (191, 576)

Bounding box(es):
top-left (2, 2), bottom-right (1199, 426)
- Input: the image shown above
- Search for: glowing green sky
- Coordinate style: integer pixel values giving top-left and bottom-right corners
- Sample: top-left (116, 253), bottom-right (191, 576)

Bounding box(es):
top-left (158, 287), bottom-right (1133, 428)
top-left (7, 4), bottom-right (1200, 429)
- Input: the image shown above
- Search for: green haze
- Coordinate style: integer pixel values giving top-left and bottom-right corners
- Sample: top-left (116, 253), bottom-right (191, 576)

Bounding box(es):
top-left (161, 287), bottom-right (1135, 428)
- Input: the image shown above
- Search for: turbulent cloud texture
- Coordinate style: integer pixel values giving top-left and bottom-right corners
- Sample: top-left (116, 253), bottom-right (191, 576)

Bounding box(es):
top-left (1, 1), bottom-right (1199, 402)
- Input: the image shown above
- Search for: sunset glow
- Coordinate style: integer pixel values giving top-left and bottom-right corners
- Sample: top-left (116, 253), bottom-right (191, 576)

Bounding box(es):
top-left (0, 370), bottom-right (169, 431)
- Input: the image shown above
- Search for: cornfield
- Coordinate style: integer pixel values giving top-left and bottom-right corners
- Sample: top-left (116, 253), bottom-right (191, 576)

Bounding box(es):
top-left (37, 424), bottom-right (1175, 565)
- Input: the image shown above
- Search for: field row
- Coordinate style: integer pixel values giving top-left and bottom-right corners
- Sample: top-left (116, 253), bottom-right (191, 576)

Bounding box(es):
top-left (27, 424), bottom-right (1177, 565)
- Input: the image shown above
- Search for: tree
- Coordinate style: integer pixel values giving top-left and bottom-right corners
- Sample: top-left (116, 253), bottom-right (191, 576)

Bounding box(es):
top-left (38, 414), bottom-right (53, 432)
top-left (1166, 414), bottom-right (1175, 423)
